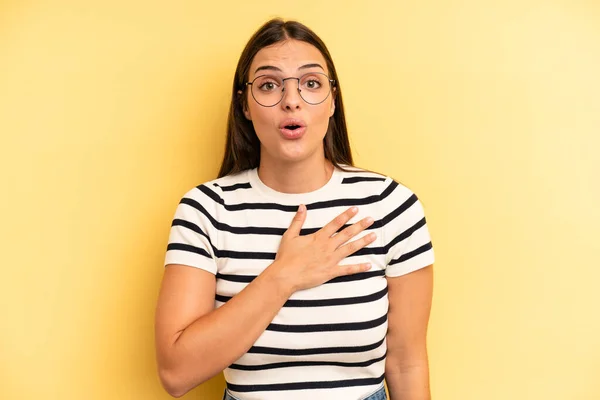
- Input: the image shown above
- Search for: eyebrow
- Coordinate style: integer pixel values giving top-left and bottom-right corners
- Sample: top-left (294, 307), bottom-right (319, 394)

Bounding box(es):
top-left (254, 63), bottom-right (325, 74)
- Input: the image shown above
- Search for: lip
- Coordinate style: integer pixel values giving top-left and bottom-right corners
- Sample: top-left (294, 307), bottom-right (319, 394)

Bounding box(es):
top-left (278, 118), bottom-right (307, 140)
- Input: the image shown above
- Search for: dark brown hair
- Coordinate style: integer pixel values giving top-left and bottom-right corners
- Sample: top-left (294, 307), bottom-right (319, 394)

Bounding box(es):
top-left (217, 18), bottom-right (355, 178)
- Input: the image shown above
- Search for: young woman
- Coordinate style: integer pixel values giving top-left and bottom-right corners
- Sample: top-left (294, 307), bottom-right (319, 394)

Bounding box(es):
top-left (155, 18), bottom-right (435, 400)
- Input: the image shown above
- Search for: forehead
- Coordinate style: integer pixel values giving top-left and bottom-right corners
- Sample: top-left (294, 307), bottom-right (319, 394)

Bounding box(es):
top-left (249, 39), bottom-right (328, 75)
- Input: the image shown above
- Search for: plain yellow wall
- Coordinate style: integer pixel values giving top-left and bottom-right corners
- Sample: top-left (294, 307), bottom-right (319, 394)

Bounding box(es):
top-left (1, 0), bottom-right (599, 399)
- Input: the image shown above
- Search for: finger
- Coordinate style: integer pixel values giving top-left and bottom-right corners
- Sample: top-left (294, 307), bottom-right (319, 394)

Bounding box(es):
top-left (336, 232), bottom-right (377, 259)
top-left (332, 262), bottom-right (373, 278)
top-left (330, 216), bottom-right (375, 249)
top-left (319, 206), bottom-right (357, 238)
top-left (285, 204), bottom-right (307, 237)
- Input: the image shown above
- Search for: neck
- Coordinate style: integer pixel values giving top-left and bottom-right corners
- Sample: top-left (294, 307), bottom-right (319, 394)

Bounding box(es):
top-left (257, 156), bottom-right (334, 194)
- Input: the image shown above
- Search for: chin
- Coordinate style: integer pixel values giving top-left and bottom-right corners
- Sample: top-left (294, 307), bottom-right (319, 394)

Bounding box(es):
top-left (277, 144), bottom-right (323, 163)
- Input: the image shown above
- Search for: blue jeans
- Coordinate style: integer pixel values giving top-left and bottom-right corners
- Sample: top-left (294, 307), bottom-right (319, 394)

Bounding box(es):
top-left (222, 383), bottom-right (387, 400)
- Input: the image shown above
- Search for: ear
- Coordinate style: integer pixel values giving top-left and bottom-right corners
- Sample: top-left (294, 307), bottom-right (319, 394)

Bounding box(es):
top-left (329, 87), bottom-right (336, 117)
top-left (238, 89), bottom-right (252, 120)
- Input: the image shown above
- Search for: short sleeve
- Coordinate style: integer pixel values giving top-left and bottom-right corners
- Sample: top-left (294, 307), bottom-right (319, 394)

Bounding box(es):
top-left (382, 179), bottom-right (435, 277)
top-left (163, 185), bottom-right (218, 274)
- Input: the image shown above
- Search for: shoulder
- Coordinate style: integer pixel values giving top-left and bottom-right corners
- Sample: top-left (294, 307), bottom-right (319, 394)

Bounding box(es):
top-left (178, 169), bottom-right (249, 205)
top-left (336, 163), bottom-right (387, 190)
top-left (338, 164), bottom-right (417, 200)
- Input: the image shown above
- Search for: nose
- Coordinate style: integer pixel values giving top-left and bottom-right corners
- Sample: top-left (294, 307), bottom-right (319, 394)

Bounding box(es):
top-left (280, 78), bottom-right (302, 110)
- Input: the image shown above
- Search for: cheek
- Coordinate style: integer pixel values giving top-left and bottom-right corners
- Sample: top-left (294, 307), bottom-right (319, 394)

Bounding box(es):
top-left (247, 101), bottom-right (268, 124)
top-left (248, 103), bottom-right (277, 140)
top-left (311, 103), bottom-right (333, 127)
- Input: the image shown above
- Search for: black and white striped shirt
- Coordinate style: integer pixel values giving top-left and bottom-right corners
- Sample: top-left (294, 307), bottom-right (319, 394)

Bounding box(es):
top-left (164, 164), bottom-right (435, 400)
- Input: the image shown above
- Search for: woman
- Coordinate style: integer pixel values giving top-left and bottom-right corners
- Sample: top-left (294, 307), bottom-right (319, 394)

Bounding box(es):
top-left (155, 18), bottom-right (435, 400)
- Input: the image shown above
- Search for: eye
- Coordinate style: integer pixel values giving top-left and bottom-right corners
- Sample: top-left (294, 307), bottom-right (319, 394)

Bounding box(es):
top-left (306, 79), bottom-right (321, 89)
top-left (254, 75), bottom-right (281, 92)
top-left (301, 74), bottom-right (325, 91)
top-left (259, 81), bottom-right (277, 91)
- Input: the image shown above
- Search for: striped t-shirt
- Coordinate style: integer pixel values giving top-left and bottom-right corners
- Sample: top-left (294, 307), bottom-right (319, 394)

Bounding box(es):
top-left (163, 163), bottom-right (435, 400)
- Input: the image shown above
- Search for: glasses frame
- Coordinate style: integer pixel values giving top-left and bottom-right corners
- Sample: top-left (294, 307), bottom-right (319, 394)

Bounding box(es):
top-left (244, 72), bottom-right (336, 107)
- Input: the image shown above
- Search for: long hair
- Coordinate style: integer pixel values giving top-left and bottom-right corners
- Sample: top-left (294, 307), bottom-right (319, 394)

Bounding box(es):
top-left (217, 18), bottom-right (355, 178)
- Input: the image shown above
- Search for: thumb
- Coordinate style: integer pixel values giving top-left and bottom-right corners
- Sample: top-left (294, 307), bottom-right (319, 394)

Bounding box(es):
top-left (286, 204), bottom-right (307, 237)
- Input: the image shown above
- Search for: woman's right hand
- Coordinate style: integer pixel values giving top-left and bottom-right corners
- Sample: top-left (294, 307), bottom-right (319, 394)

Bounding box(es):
top-left (269, 204), bottom-right (377, 294)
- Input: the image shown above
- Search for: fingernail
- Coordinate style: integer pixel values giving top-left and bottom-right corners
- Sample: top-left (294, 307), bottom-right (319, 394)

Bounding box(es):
top-left (298, 204), bottom-right (305, 212)
top-left (351, 207), bottom-right (358, 213)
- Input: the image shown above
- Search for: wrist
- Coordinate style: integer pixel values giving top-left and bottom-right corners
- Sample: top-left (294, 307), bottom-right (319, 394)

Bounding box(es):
top-left (262, 260), bottom-right (296, 299)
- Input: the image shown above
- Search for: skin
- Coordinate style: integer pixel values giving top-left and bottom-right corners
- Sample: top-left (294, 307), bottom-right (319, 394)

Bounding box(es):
top-left (155, 38), bottom-right (434, 400)
top-left (243, 40), bottom-right (434, 399)
top-left (244, 39), bottom-right (434, 399)
top-left (385, 265), bottom-right (434, 400)
top-left (243, 39), bottom-right (336, 194)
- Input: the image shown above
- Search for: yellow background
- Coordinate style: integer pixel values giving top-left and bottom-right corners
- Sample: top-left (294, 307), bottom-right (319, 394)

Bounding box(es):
top-left (1, 0), bottom-right (599, 399)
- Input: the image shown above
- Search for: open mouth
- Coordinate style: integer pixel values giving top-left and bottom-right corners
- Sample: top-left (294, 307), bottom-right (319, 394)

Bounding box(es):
top-left (279, 119), bottom-right (306, 138)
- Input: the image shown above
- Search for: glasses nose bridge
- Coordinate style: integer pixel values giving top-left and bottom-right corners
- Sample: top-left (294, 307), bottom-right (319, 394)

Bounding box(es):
top-left (281, 76), bottom-right (301, 93)
top-left (279, 76), bottom-right (303, 107)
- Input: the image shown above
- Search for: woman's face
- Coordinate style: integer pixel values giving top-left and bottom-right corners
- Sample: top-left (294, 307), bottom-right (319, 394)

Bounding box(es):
top-left (244, 39), bottom-right (335, 165)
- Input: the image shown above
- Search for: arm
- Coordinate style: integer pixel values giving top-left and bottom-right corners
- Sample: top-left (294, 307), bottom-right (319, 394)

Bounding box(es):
top-left (155, 203), bottom-right (374, 397)
top-left (155, 263), bottom-right (292, 398)
top-left (385, 264), bottom-right (434, 400)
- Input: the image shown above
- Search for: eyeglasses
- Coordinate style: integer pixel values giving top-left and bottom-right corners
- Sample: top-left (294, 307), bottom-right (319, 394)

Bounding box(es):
top-left (244, 72), bottom-right (336, 107)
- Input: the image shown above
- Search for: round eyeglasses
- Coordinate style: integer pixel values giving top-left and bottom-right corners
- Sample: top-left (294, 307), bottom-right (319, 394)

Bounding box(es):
top-left (244, 72), bottom-right (336, 107)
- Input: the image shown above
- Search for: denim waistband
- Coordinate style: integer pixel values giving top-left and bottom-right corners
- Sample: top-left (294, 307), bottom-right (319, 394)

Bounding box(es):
top-left (222, 383), bottom-right (387, 400)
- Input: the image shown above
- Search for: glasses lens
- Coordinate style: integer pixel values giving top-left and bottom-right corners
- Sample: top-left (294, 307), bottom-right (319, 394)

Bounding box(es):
top-left (251, 75), bottom-right (284, 107)
top-left (298, 72), bottom-right (331, 105)
top-left (250, 73), bottom-right (333, 106)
